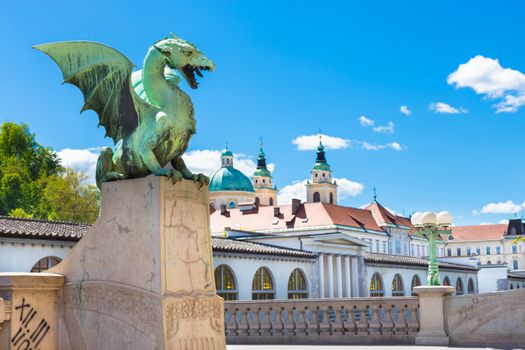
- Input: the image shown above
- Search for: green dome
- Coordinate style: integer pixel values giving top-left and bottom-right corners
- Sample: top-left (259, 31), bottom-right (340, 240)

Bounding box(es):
top-left (221, 149), bottom-right (233, 157)
top-left (210, 167), bottom-right (255, 192)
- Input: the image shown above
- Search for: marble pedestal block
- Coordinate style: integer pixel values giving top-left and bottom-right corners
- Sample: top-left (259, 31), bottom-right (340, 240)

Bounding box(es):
top-left (413, 285), bottom-right (455, 346)
top-left (50, 176), bottom-right (226, 350)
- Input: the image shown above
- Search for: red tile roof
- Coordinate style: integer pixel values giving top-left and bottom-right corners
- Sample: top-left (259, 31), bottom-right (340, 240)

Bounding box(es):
top-left (210, 202), bottom-right (410, 234)
top-left (450, 224), bottom-right (507, 242)
top-left (366, 202), bottom-right (414, 229)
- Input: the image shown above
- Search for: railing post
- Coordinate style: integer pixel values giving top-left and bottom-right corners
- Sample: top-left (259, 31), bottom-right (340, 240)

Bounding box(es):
top-left (414, 286), bottom-right (454, 345)
top-left (271, 306), bottom-right (284, 336)
top-left (237, 308), bottom-right (249, 336)
top-left (319, 306), bottom-right (331, 335)
top-left (259, 306), bottom-right (272, 336)
top-left (382, 304), bottom-right (394, 335)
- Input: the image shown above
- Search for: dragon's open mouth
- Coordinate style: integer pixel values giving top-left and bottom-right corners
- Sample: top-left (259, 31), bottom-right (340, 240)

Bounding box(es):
top-left (181, 64), bottom-right (211, 89)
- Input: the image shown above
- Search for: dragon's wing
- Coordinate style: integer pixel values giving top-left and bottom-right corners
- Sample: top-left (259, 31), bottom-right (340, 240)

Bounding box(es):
top-left (35, 41), bottom-right (156, 142)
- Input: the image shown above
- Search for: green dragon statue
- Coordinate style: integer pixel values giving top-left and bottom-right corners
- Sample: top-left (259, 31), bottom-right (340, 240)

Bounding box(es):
top-left (35, 34), bottom-right (215, 189)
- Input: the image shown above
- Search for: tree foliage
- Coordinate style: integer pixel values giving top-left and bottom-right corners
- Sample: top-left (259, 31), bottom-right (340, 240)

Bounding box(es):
top-left (0, 122), bottom-right (99, 223)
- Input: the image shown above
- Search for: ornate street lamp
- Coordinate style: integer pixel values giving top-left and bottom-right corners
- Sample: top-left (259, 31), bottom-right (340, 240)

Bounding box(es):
top-left (411, 211), bottom-right (452, 286)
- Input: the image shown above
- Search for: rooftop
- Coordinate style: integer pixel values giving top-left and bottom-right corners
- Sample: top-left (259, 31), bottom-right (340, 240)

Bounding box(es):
top-left (450, 224), bottom-right (507, 242)
top-left (366, 252), bottom-right (478, 271)
top-left (212, 237), bottom-right (317, 258)
top-left (0, 216), bottom-right (89, 242)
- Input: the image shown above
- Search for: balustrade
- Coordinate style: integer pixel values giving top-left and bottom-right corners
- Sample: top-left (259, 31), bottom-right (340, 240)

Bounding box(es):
top-left (224, 297), bottom-right (419, 345)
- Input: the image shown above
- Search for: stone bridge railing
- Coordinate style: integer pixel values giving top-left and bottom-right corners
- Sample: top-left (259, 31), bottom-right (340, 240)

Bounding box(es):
top-left (224, 297), bottom-right (419, 345)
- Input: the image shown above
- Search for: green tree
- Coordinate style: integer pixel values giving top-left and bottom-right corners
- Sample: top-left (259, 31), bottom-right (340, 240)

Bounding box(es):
top-left (0, 122), bottom-right (99, 223)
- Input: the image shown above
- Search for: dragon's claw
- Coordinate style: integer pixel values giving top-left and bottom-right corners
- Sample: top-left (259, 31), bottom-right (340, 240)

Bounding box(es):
top-left (155, 168), bottom-right (183, 184)
top-left (192, 173), bottom-right (209, 189)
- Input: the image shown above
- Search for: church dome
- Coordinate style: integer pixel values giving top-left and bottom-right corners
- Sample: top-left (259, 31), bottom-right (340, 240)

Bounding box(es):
top-left (209, 167), bottom-right (255, 192)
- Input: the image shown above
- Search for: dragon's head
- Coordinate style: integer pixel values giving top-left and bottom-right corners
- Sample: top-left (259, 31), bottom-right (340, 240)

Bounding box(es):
top-left (153, 35), bottom-right (215, 89)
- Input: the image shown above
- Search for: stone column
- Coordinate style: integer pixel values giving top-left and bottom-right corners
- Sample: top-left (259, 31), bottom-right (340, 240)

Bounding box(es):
top-left (335, 255), bottom-right (342, 298)
top-left (50, 176), bottom-right (226, 350)
top-left (326, 255), bottom-right (334, 298)
top-left (0, 273), bottom-right (64, 350)
top-left (414, 286), bottom-right (455, 345)
top-left (351, 256), bottom-right (359, 297)
top-left (318, 254), bottom-right (325, 298)
top-left (343, 256), bottom-right (351, 297)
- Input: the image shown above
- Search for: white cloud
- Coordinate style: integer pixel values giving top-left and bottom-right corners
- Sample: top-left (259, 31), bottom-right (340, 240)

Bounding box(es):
top-left (292, 134), bottom-right (350, 151)
top-left (57, 148), bottom-right (101, 184)
top-left (373, 121), bottom-right (395, 134)
top-left (360, 141), bottom-right (403, 151)
top-left (400, 105), bottom-right (412, 116)
top-left (277, 178), bottom-right (364, 205)
top-left (480, 200), bottom-right (522, 214)
top-left (334, 178), bottom-right (365, 199)
top-left (359, 115), bottom-right (375, 127)
top-left (448, 55), bottom-right (525, 113)
top-left (183, 149), bottom-right (275, 178)
top-left (429, 102), bottom-right (467, 114)
top-left (277, 180), bottom-right (307, 205)
top-left (499, 219), bottom-right (510, 224)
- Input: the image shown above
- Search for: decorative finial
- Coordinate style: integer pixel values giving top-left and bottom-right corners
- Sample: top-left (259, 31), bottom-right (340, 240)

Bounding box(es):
top-left (373, 187), bottom-right (377, 202)
top-left (259, 136), bottom-right (263, 149)
top-left (225, 141), bottom-right (229, 150)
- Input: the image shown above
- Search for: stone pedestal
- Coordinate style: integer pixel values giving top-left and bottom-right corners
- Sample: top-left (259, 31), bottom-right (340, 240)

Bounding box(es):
top-left (413, 285), bottom-right (455, 346)
top-left (50, 176), bottom-right (226, 350)
top-left (0, 273), bottom-right (64, 350)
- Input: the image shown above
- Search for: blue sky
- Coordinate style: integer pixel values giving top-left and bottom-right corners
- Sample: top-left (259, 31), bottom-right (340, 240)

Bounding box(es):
top-left (1, 1), bottom-right (525, 225)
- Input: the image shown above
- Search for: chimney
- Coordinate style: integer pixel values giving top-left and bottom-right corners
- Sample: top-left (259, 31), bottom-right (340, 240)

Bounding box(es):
top-left (292, 199), bottom-right (301, 215)
top-left (274, 207), bottom-right (281, 217)
top-left (220, 205), bottom-right (227, 215)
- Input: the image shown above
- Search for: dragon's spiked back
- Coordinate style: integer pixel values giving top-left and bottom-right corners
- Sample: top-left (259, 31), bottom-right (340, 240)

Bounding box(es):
top-left (34, 42), bottom-right (140, 142)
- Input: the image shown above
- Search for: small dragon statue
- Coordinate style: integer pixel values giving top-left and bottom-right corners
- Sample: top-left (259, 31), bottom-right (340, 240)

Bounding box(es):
top-left (35, 34), bottom-right (215, 189)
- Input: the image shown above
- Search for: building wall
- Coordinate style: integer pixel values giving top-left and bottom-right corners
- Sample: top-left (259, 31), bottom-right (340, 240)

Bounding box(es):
top-left (366, 264), bottom-right (477, 296)
top-left (209, 190), bottom-right (256, 209)
top-left (446, 237), bottom-right (525, 269)
top-left (0, 238), bottom-right (74, 272)
top-left (213, 253), bottom-right (317, 300)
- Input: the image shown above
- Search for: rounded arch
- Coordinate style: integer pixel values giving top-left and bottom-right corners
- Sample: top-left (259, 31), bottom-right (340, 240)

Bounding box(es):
top-left (329, 192), bottom-right (334, 204)
top-left (313, 192), bottom-right (321, 203)
top-left (214, 264), bottom-right (238, 300)
top-left (287, 268), bottom-right (308, 299)
top-left (252, 267), bottom-right (275, 300)
top-left (443, 276), bottom-right (451, 286)
top-left (370, 272), bottom-right (384, 297)
top-left (392, 274), bottom-right (405, 296)
top-left (455, 277), bottom-right (464, 295)
top-left (467, 278), bottom-right (475, 294)
top-left (411, 274), bottom-right (421, 296)
top-left (269, 197), bottom-right (274, 206)
top-left (510, 283), bottom-right (514, 290)
top-left (255, 197), bottom-right (260, 206)
top-left (228, 201), bottom-right (236, 209)
top-left (31, 256), bottom-right (62, 273)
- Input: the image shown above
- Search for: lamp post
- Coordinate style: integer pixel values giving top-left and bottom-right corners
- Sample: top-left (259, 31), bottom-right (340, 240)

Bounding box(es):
top-left (411, 211), bottom-right (452, 286)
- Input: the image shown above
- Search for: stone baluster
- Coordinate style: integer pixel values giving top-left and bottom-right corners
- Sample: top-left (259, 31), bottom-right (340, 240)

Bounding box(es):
top-left (284, 307), bottom-right (295, 336)
top-left (381, 304), bottom-right (394, 335)
top-left (368, 304), bottom-right (382, 334)
top-left (344, 303), bottom-right (357, 335)
top-left (307, 306), bottom-right (320, 335)
top-left (224, 308), bottom-right (237, 336)
top-left (355, 305), bottom-right (369, 335)
top-left (237, 308), bottom-right (249, 336)
top-left (247, 307), bottom-right (259, 336)
top-left (259, 306), bottom-right (272, 336)
top-left (271, 306), bottom-right (285, 336)
top-left (331, 306), bottom-right (345, 335)
top-left (391, 303), bottom-right (403, 335)
top-left (294, 306), bottom-right (308, 336)
top-left (319, 305), bottom-right (331, 335)
top-left (406, 302), bottom-right (419, 335)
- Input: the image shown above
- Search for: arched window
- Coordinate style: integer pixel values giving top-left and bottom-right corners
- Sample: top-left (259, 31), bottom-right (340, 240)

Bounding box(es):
top-left (214, 265), bottom-right (238, 300)
top-left (228, 201), bottom-right (236, 209)
top-left (392, 274), bottom-right (405, 296)
top-left (411, 275), bottom-right (421, 296)
top-left (329, 192), bottom-right (334, 204)
top-left (252, 267), bottom-right (275, 300)
top-left (443, 276), bottom-right (451, 286)
top-left (370, 273), bottom-right (384, 297)
top-left (467, 278), bottom-right (475, 294)
top-left (487, 261), bottom-right (492, 265)
top-left (313, 192), bottom-right (320, 203)
top-left (456, 278), bottom-right (464, 295)
top-left (31, 256), bottom-right (61, 272)
top-left (510, 284), bottom-right (514, 290)
top-left (287, 268), bottom-right (308, 299)
top-left (513, 260), bottom-right (519, 270)
top-left (269, 197), bottom-right (274, 206)
top-left (255, 197), bottom-right (260, 206)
